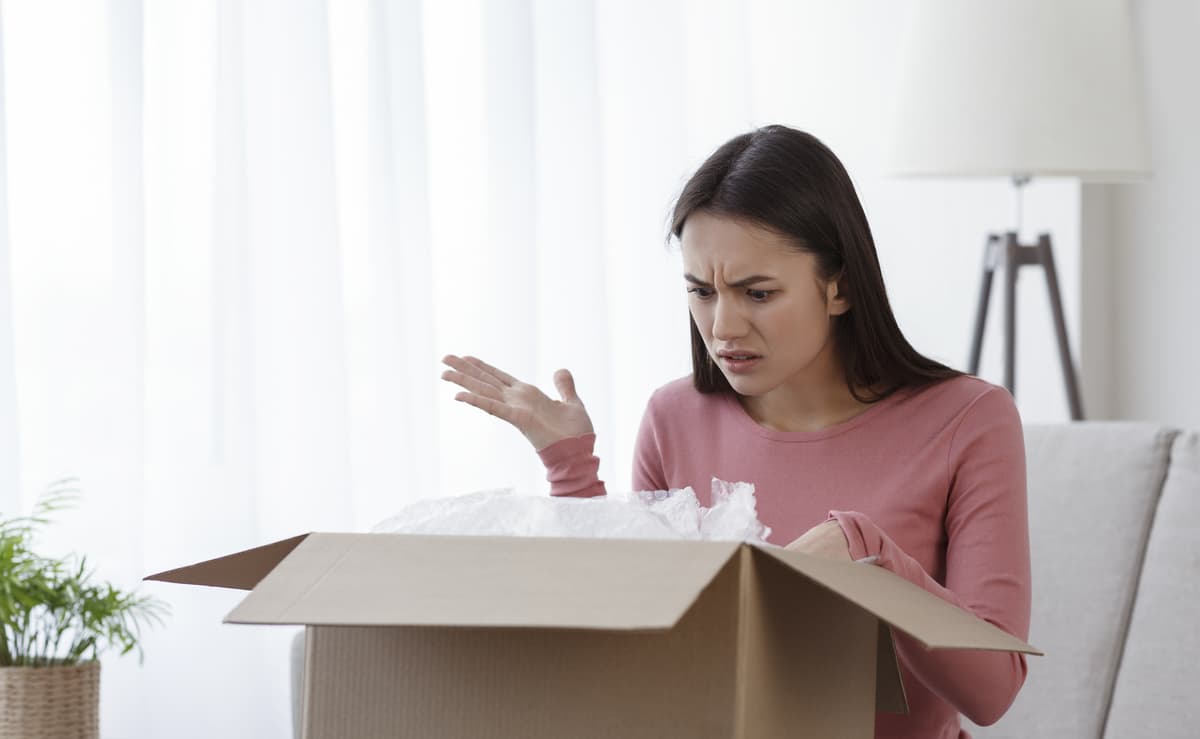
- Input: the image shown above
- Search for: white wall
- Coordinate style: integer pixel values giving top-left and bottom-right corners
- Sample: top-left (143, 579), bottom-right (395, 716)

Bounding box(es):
top-left (1090, 0), bottom-right (1200, 429)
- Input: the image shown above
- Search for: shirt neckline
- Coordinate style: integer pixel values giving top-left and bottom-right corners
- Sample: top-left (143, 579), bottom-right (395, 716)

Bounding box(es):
top-left (721, 384), bottom-right (916, 443)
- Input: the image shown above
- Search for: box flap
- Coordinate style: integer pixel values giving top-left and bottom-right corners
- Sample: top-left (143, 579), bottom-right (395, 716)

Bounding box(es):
top-left (143, 534), bottom-right (310, 590)
top-left (758, 547), bottom-right (1042, 654)
top-left (223, 533), bottom-right (743, 630)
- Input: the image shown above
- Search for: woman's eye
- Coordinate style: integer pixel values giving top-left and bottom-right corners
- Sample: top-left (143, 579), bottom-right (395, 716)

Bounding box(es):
top-left (686, 287), bottom-right (773, 302)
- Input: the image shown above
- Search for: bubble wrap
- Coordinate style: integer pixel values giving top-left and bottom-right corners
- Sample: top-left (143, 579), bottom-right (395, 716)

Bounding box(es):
top-left (370, 477), bottom-right (771, 544)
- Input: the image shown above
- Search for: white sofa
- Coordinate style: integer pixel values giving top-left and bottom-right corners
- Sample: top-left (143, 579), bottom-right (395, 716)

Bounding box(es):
top-left (291, 422), bottom-right (1200, 738)
top-left (967, 423), bottom-right (1199, 737)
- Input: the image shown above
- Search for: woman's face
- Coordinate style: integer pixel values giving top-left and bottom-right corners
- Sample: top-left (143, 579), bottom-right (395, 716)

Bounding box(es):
top-left (680, 210), bottom-right (849, 397)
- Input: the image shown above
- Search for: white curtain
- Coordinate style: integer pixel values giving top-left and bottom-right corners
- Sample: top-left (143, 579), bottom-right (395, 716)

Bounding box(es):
top-left (0, 1), bottom-right (1079, 736)
top-left (0, 0), bottom-right (721, 735)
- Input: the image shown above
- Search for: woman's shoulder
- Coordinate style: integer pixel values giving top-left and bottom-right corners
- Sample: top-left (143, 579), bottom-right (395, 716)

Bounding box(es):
top-left (902, 373), bottom-right (1014, 411)
top-left (897, 374), bottom-right (1022, 442)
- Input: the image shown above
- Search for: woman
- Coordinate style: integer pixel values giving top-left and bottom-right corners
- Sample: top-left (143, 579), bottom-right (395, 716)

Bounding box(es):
top-left (440, 125), bottom-right (1031, 739)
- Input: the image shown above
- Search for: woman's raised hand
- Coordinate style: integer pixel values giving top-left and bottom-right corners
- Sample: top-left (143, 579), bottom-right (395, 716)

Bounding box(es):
top-left (440, 354), bottom-right (595, 452)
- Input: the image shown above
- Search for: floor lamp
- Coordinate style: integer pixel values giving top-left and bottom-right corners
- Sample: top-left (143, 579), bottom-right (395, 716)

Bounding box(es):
top-left (886, 0), bottom-right (1150, 420)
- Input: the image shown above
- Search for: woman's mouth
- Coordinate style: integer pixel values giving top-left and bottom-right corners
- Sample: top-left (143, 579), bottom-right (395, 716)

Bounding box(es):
top-left (719, 354), bottom-right (762, 373)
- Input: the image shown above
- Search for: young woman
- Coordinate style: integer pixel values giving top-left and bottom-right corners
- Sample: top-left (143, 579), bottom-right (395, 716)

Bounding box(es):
top-left (440, 125), bottom-right (1031, 738)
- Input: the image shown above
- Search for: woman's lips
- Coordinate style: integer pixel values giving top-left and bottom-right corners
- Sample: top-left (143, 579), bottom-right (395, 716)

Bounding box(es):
top-left (721, 355), bottom-right (762, 373)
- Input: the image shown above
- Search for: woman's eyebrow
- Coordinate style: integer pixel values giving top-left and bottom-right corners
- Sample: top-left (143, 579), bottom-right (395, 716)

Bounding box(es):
top-left (683, 273), bottom-right (775, 288)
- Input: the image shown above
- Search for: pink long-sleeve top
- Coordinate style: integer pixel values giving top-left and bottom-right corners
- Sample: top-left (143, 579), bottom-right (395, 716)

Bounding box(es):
top-left (536, 373), bottom-right (1031, 739)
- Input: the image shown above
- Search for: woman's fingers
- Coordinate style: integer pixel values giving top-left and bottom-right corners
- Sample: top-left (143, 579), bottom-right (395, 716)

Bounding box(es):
top-left (440, 368), bottom-right (504, 402)
top-left (452, 389), bottom-right (516, 425)
top-left (462, 355), bottom-right (519, 387)
top-left (442, 355), bottom-right (501, 389)
top-left (442, 354), bottom-right (509, 389)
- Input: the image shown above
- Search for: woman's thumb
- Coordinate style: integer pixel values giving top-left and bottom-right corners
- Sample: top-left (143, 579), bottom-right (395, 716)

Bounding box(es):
top-left (553, 369), bottom-right (578, 402)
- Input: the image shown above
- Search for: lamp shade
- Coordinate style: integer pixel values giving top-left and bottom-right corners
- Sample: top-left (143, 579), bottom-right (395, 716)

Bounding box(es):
top-left (886, 0), bottom-right (1150, 181)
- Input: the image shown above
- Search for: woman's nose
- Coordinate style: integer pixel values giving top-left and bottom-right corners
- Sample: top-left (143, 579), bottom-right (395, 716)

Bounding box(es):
top-left (711, 297), bottom-right (748, 340)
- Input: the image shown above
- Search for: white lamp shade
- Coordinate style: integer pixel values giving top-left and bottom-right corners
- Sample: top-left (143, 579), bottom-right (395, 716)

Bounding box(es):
top-left (887, 0), bottom-right (1150, 181)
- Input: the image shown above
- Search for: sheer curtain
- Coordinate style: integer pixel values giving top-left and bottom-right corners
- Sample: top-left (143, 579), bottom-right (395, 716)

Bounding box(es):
top-left (0, 1), bottom-right (1079, 736)
top-left (0, 1), bottom-right (717, 735)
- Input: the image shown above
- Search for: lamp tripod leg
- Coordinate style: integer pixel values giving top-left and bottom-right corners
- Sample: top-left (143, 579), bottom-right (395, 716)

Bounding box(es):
top-left (1003, 233), bottom-right (1018, 396)
top-left (1038, 234), bottom-right (1085, 420)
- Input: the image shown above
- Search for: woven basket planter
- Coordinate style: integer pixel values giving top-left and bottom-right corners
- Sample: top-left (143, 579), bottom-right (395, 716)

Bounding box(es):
top-left (0, 661), bottom-right (99, 739)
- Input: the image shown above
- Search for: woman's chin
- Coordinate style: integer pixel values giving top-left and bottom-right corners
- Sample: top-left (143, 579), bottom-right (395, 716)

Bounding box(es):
top-left (722, 372), bottom-right (760, 394)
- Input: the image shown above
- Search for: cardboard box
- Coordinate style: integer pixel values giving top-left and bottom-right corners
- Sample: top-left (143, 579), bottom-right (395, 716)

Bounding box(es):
top-left (147, 532), bottom-right (1040, 739)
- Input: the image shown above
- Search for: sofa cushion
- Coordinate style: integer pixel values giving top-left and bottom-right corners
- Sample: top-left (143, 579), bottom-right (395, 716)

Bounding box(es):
top-left (1103, 431), bottom-right (1200, 737)
top-left (967, 423), bottom-right (1176, 739)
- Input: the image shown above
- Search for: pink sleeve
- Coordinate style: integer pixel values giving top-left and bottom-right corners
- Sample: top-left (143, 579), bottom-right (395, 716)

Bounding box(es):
top-left (536, 433), bottom-right (607, 498)
top-left (828, 387), bottom-right (1031, 727)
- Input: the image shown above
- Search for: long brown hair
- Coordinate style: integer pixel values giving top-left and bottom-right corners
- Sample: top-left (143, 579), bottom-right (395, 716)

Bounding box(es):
top-left (670, 125), bottom-right (961, 402)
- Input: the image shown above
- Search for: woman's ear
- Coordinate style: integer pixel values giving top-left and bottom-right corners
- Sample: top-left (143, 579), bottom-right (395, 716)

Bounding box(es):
top-left (826, 273), bottom-right (851, 316)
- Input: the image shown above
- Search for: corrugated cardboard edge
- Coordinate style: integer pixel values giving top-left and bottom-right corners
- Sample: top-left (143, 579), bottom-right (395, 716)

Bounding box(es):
top-left (143, 534), bottom-right (311, 590)
top-left (876, 622), bottom-right (908, 714)
top-left (301, 627), bottom-right (318, 739)
top-left (733, 547), bottom-right (753, 735)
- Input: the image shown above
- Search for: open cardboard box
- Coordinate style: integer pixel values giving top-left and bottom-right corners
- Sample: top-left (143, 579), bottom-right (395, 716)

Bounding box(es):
top-left (147, 532), bottom-right (1040, 739)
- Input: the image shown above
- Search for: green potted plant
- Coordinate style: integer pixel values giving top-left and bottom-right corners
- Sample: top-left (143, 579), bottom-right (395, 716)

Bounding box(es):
top-left (0, 478), bottom-right (168, 739)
